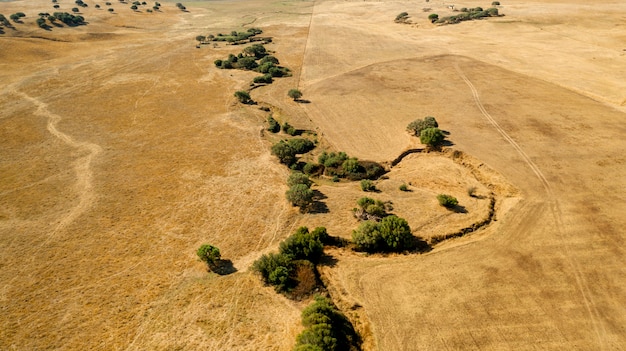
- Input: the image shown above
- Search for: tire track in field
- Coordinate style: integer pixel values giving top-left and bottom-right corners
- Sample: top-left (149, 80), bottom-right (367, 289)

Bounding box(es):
top-left (16, 91), bottom-right (102, 241)
top-left (454, 62), bottom-right (607, 349)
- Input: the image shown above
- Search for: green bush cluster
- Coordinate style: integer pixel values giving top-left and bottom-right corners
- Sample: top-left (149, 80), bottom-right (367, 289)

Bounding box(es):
top-left (196, 244), bottom-right (221, 271)
top-left (435, 6), bottom-right (500, 24)
top-left (354, 197), bottom-right (387, 219)
top-left (205, 27), bottom-right (263, 43)
top-left (282, 122), bottom-right (296, 136)
top-left (360, 179), bottom-right (375, 192)
top-left (437, 194), bottom-right (458, 209)
top-left (51, 12), bottom-right (85, 26)
top-left (272, 138), bottom-right (316, 166)
top-left (176, 2), bottom-right (186, 10)
top-left (316, 151), bottom-right (385, 181)
top-left (395, 12), bottom-right (409, 23)
top-left (267, 115), bottom-right (280, 133)
top-left (352, 215), bottom-right (415, 253)
top-left (253, 226), bottom-right (328, 293)
top-left (214, 43), bottom-right (291, 82)
top-left (406, 116), bottom-right (438, 136)
top-left (420, 127), bottom-right (445, 148)
top-left (294, 296), bottom-right (360, 351)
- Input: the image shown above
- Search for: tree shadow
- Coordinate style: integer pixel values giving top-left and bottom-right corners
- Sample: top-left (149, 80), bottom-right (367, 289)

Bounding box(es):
top-left (213, 259), bottom-right (237, 276)
top-left (318, 253), bottom-right (338, 267)
top-left (295, 99), bottom-right (311, 104)
top-left (309, 190), bottom-right (329, 214)
top-left (452, 204), bottom-right (467, 213)
top-left (441, 139), bottom-right (455, 147)
top-left (411, 236), bottom-right (432, 253)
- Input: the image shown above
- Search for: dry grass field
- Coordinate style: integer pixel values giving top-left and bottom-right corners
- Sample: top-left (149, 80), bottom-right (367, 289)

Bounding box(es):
top-left (1, 0), bottom-right (625, 350)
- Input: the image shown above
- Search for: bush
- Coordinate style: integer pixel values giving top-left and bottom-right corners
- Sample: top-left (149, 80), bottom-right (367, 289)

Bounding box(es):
top-left (267, 115), bottom-right (280, 133)
top-left (395, 12), bottom-right (409, 22)
top-left (196, 244), bottom-right (221, 270)
top-left (399, 184), bottom-right (408, 192)
top-left (360, 179), bottom-right (375, 192)
top-left (420, 127), bottom-right (445, 147)
top-left (319, 151), bottom-right (348, 169)
top-left (406, 116), bottom-right (438, 136)
top-left (253, 74), bottom-right (273, 84)
top-left (355, 197), bottom-right (386, 219)
top-left (288, 88), bottom-right (303, 101)
top-left (271, 141), bottom-right (297, 165)
top-left (310, 227), bottom-right (330, 244)
top-left (295, 296), bottom-right (359, 351)
top-left (234, 90), bottom-right (252, 104)
top-left (303, 162), bottom-right (319, 176)
top-left (237, 56), bottom-right (258, 70)
top-left (428, 13), bottom-right (439, 22)
top-left (214, 59), bottom-right (223, 67)
top-left (353, 215), bottom-right (414, 253)
top-left (279, 227), bottom-right (324, 263)
top-left (342, 158), bottom-right (361, 174)
top-left (287, 172), bottom-right (312, 188)
top-left (260, 55), bottom-right (279, 65)
top-left (288, 138), bottom-right (315, 154)
top-left (437, 194), bottom-right (458, 208)
top-left (286, 184), bottom-right (314, 209)
top-left (492, 1), bottom-right (500, 5)
top-left (252, 252), bottom-right (294, 292)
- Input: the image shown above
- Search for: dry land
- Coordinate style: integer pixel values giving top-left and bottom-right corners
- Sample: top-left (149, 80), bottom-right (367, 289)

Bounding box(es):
top-left (1, 0), bottom-right (625, 350)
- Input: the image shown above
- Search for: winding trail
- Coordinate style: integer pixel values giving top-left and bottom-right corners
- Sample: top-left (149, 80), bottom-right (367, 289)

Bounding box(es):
top-left (16, 91), bottom-right (102, 240)
top-left (454, 63), bottom-right (607, 349)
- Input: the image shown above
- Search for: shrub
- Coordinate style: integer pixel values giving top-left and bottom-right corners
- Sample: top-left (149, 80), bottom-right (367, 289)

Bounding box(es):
top-left (243, 43), bottom-right (267, 58)
top-left (237, 56), bottom-right (258, 70)
top-left (282, 123), bottom-right (296, 136)
top-left (253, 74), bottom-right (273, 84)
top-left (378, 215), bottom-right (414, 252)
top-left (286, 184), bottom-right (314, 209)
top-left (269, 66), bottom-right (289, 77)
top-left (271, 141), bottom-right (297, 165)
top-left (279, 228), bottom-right (324, 263)
top-left (342, 158), bottom-right (362, 174)
top-left (406, 116), bottom-right (438, 136)
top-left (355, 197), bottom-right (386, 219)
top-left (352, 221), bottom-right (382, 252)
top-left (287, 172), bottom-right (313, 188)
top-left (295, 296), bottom-right (359, 351)
top-left (196, 244), bottom-right (221, 270)
top-left (319, 151), bottom-right (348, 169)
top-left (360, 179), bottom-right (375, 192)
top-left (214, 59), bottom-right (223, 67)
top-left (399, 183), bottom-right (408, 192)
top-left (428, 13), bottom-right (439, 22)
top-left (310, 227), bottom-right (330, 244)
top-left (288, 138), bottom-right (315, 154)
top-left (486, 7), bottom-right (499, 16)
top-left (36, 17), bottom-right (47, 28)
top-left (420, 127), bottom-right (445, 147)
top-left (259, 55), bottom-right (279, 65)
top-left (437, 194), bottom-right (458, 208)
top-left (252, 252), bottom-right (294, 292)
top-left (288, 88), bottom-right (303, 101)
top-left (267, 115), bottom-right (280, 133)
top-left (303, 162), bottom-right (319, 176)
top-left (491, 1), bottom-right (500, 5)
top-left (395, 12), bottom-right (409, 22)
top-left (234, 90), bottom-right (252, 104)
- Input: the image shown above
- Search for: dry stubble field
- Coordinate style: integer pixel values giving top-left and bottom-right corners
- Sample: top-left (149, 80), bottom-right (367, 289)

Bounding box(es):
top-left (1, 0), bottom-right (625, 350)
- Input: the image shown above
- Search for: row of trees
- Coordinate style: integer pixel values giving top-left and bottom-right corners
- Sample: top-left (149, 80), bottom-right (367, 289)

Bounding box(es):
top-left (430, 6), bottom-right (500, 25)
top-left (197, 27), bottom-right (263, 44)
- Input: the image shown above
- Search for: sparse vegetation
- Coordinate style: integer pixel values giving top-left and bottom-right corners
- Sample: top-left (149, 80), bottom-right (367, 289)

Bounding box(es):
top-left (434, 5), bottom-right (502, 25)
top-left (399, 183), bottom-right (409, 192)
top-left (353, 196), bottom-right (388, 221)
top-left (437, 194), bottom-right (458, 209)
top-left (360, 179), bottom-right (375, 192)
top-left (395, 12), bottom-right (410, 23)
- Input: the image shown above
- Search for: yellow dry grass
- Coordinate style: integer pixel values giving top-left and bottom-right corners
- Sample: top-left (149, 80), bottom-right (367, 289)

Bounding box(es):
top-left (1, 0), bottom-right (625, 350)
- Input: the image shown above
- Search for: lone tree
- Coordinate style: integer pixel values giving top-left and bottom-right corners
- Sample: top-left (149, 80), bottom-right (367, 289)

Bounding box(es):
top-left (420, 127), bottom-right (445, 148)
top-left (234, 90), bottom-right (252, 104)
top-left (286, 183), bottom-right (314, 209)
top-left (197, 244), bottom-right (221, 271)
top-left (288, 88), bottom-right (303, 101)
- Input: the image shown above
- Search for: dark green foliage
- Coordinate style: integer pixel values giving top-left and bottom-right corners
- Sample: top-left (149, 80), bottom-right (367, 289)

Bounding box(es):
top-left (437, 194), bottom-right (458, 208)
top-left (279, 227), bottom-right (323, 263)
top-left (395, 11), bottom-right (409, 22)
top-left (486, 7), bottom-right (499, 16)
top-left (342, 158), bottom-right (361, 174)
top-left (406, 116), bottom-right (438, 136)
top-left (196, 244), bottom-right (221, 270)
top-left (253, 74), bottom-right (273, 84)
top-left (176, 2), bottom-right (186, 10)
top-left (108, 8), bottom-right (114, 12)
top-left (288, 138), bottom-right (315, 154)
top-left (310, 227), bottom-right (330, 245)
top-left (271, 141), bottom-right (297, 165)
top-left (130, 5), bottom-right (138, 10)
top-left (286, 184), bottom-right (314, 208)
top-left (36, 17), bottom-right (47, 28)
top-left (352, 215), bottom-right (415, 253)
top-left (303, 162), bottom-right (320, 176)
top-left (269, 66), bottom-right (290, 77)
top-left (52, 12), bottom-right (85, 26)
top-left (379, 215), bottom-right (413, 251)
top-left (360, 179), bottom-right (375, 192)
top-left (319, 151), bottom-right (348, 168)
top-left (196, 35), bottom-right (206, 42)
top-left (260, 55), bottom-right (279, 65)
top-left (428, 13), bottom-right (439, 22)
top-left (288, 88), bottom-right (303, 101)
top-left (491, 1), bottom-right (500, 5)
top-left (214, 59), bottom-right (223, 67)
top-left (253, 252), bottom-right (294, 292)
top-left (282, 122), bottom-right (296, 136)
top-left (267, 115), bottom-right (280, 133)
top-left (399, 183), bottom-right (409, 192)
top-left (356, 197), bottom-right (386, 219)
top-left (234, 90), bottom-right (252, 104)
top-left (236, 56), bottom-right (258, 70)
top-left (437, 6), bottom-right (499, 24)
top-left (243, 43), bottom-right (267, 58)
top-left (16, 12), bottom-right (26, 17)
top-left (419, 127), bottom-right (445, 147)
top-left (9, 13), bottom-right (20, 21)
top-left (295, 296), bottom-right (360, 351)
top-left (287, 172), bottom-right (313, 188)
top-left (71, 7), bottom-right (79, 12)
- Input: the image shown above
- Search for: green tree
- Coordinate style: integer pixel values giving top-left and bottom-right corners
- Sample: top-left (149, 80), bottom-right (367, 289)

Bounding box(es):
top-left (406, 116), bottom-right (438, 136)
top-left (271, 141), bottom-right (297, 165)
top-left (287, 172), bottom-right (313, 188)
top-left (252, 252), bottom-right (294, 292)
top-left (267, 115), bottom-right (280, 133)
top-left (279, 228), bottom-right (323, 263)
top-left (352, 221), bottom-right (382, 252)
top-left (378, 215), bottom-right (414, 252)
top-left (286, 184), bottom-right (314, 209)
top-left (196, 244), bottom-right (221, 270)
top-left (234, 90), bottom-right (252, 104)
top-left (288, 88), bottom-right (303, 101)
top-left (428, 13), bottom-right (439, 22)
top-left (237, 56), bottom-right (258, 70)
top-left (420, 127), bottom-right (445, 148)
top-left (287, 138), bottom-right (315, 154)
top-left (437, 194), bottom-right (458, 209)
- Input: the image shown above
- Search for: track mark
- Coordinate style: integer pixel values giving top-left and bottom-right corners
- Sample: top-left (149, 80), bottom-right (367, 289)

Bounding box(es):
top-left (454, 62), bottom-right (607, 349)
top-left (16, 91), bottom-right (102, 240)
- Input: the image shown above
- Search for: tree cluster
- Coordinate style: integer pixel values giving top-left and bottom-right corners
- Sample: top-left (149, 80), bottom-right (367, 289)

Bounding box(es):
top-left (51, 12), bottom-right (86, 26)
top-left (294, 296), bottom-right (361, 351)
top-left (253, 226), bottom-right (329, 294)
top-left (406, 116), bottom-right (445, 148)
top-left (199, 27), bottom-right (263, 44)
top-left (314, 151), bottom-right (385, 181)
top-left (352, 215), bottom-right (416, 253)
top-left (272, 138), bottom-right (316, 166)
top-left (214, 44), bottom-right (291, 83)
top-left (433, 6), bottom-right (500, 25)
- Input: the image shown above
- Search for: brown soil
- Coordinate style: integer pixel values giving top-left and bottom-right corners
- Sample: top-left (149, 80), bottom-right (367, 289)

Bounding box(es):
top-left (1, 0), bottom-right (625, 350)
